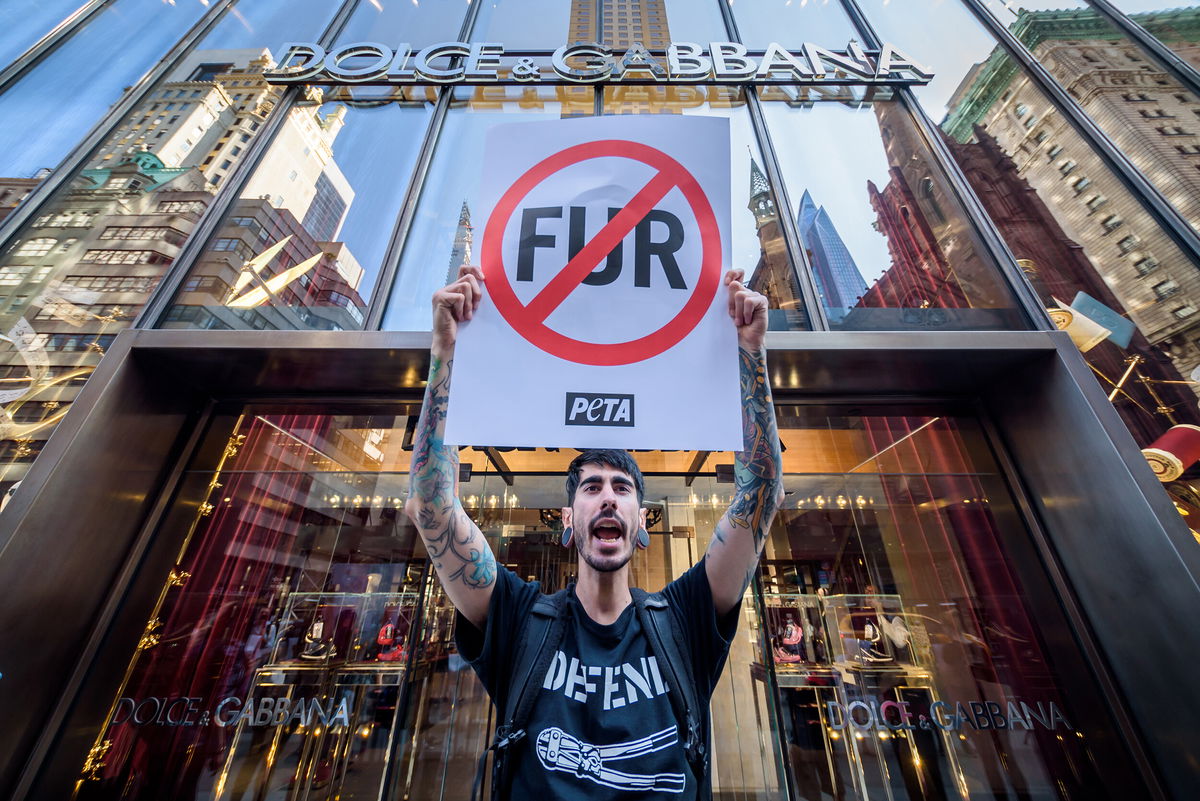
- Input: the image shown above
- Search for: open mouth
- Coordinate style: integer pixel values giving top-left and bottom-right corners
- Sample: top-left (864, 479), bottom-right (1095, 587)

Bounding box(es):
top-left (592, 521), bottom-right (624, 543)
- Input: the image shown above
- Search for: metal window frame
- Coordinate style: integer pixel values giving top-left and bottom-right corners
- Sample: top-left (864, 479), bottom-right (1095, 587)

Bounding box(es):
top-left (361, 0), bottom-right (485, 329)
top-left (1086, 0), bottom-right (1200, 99)
top-left (955, 0), bottom-right (1200, 268)
top-left (716, 0), bottom-right (831, 331)
top-left (133, 0), bottom-right (366, 328)
top-left (0, 0), bottom-right (116, 95)
top-left (0, 0), bottom-right (238, 256)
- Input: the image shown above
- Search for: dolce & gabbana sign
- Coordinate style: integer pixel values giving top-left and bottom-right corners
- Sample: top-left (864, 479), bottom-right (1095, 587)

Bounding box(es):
top-left (264, 40), bottom-right (933, 87)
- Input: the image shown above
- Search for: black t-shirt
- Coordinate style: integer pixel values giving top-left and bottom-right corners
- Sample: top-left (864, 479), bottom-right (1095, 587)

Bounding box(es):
top-left (456, 560), bottom-right (739, 800)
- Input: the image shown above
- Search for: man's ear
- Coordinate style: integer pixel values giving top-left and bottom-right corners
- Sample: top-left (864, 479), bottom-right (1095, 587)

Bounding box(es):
top-left (560, 506), bottom-right (574, 548)
top-left (639, 507), bottom-right (648, 528)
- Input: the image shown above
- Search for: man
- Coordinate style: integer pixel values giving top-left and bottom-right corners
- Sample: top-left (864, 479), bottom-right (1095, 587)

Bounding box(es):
top-left (405, 264), bottom-right (783, 799)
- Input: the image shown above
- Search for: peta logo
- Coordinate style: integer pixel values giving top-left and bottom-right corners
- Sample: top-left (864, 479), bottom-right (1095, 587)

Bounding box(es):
top-left (565, 393), bottom-right (635, 427)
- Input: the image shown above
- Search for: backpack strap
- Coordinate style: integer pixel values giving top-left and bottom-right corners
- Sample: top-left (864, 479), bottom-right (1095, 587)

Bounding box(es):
top-left (472, 589), bottom-right (568, 801)
top-left (630, 588), bottom-right (708, 784)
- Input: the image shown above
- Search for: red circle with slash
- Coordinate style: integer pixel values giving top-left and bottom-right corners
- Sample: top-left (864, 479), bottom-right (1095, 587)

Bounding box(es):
top-left (482, 140), bottom-right (721, 366)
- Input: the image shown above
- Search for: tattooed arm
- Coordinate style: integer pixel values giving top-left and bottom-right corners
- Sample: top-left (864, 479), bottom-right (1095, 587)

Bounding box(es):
top-left (704, 269), bottom-right (784, 615)
top-left (404, 266), bottom-right (497, 630)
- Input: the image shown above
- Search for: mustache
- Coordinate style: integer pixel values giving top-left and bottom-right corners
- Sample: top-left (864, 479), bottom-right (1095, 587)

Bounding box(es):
top-left (589, 511), bottom-right (627, 535)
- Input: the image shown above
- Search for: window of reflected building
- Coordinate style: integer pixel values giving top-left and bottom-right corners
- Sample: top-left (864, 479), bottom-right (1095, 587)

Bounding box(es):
top-left (381, 84), bottom-right (597, 331)
top-left (758, 93), bottom-right (1027, 331)
top-left (859, 0), bottom-right (1200, 449)
top-left (0, 0), bottom-right (340, 493)
top-left (49, 403), bottom-right (1145, 799)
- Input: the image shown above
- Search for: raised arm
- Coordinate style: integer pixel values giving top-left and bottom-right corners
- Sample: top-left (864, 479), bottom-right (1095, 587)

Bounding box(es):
top-left (704, 269), bottom-right (785, 615)
top-left (404, 265), bottom-right (496, 629)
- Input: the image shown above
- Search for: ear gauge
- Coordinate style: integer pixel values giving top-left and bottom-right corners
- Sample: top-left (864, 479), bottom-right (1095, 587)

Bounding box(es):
top-left (561, 527), bottom-right (574, 547)
top-left (636, 528), bottom-right (650, 550)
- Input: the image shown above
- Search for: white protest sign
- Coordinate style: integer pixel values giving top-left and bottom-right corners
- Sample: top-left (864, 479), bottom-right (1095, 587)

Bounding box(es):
top-left (445, 115), bottom-right (740, 450)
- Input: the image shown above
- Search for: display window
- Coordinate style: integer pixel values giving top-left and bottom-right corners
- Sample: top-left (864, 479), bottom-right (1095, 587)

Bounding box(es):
top-left (52, 402), bottom-right (1142, 800)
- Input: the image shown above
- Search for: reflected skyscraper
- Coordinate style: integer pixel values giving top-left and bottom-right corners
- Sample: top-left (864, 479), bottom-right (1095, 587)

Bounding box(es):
top-left (447, 201), bottom-right (474, 284)
top-left (795, 190), bottom-right (868, 323)
top-left (569, 0), bottom-right (671, 49)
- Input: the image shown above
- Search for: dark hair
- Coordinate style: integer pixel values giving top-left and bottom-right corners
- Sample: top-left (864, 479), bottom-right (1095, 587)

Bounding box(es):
top-left (565, 449), bottom-right (645, 505)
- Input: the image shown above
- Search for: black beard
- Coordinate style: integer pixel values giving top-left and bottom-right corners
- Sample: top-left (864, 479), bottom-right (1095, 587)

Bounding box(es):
top-left (580, 547), bottom-right (633, 573)
top-left (577, 514), bottom-right (632, 573)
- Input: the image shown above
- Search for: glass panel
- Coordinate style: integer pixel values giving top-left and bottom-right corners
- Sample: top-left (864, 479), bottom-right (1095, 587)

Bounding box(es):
top-left (0, 0), bottom-right (212, 179)
top-left (730, 0), bottom-right (858, 48)
top-left (756, 406), bottom-right (1145, 800)
top-left (0, 0), bottom-right (340, 490)
top-left (1107, 1), bottom-right (1200, 69)
top-left (52, 404), bottom-right (1145, 798)
top-left (473, 0), bottom-right (726, 51)
top-left (603, 84), bottom-right (811, 329)
top-left (977, 0), bottom-right (1200, 229)
top-left (158, 0), bottom-right (459, 332)
top-left (381, 84), bottom-right (596, 331)
top-left (0, 0), bottom-right (89, 69)
top-left (860, 0), bottom-right (1200, 450)
top-left (759, 95), bottom-right (1026, 329)
top-left (159, 88), bottom-right (436, 331)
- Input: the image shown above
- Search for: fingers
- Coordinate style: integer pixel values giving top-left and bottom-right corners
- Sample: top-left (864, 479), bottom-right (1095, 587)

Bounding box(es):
top-left (435, 266), bottom-right (486, 321)
top-left (458, 263), bottom-right (484, 283)
top-left (726, 281), bottom-right (767, 326)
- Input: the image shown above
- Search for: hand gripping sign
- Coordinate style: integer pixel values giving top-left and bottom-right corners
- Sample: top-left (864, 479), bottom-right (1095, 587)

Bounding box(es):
top-left (445, 116), bottom-right (739, 450)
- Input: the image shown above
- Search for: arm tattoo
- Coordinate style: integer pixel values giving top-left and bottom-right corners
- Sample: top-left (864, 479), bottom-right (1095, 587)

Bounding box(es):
top-left (407, 355), bottom-right (496, 590)
top-left (708, 346), bottom-right (783, 593)
top-left (728, 345), bottom-right (782, 546)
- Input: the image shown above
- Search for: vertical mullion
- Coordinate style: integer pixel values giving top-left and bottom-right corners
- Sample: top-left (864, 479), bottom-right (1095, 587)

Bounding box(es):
top-left (135, 0), bottom-right (366, 328)
top-left (955, 0), bottom-right (1200, 269)
top-left (1086, 0), bottom-right (1200, 99)
top-left (716, 0), bottom-right (831, 331)
top-left (0, 0), bottom-right (238, 257)
top-left (840, 0), bottom-right (1051, 329)
top-left (362, 0), bottom-right (485, 329)
top-left (0, 0), bottom-right (116, 95)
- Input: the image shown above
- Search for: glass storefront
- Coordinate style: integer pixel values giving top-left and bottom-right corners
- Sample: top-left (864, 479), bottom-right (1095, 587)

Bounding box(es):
top-left (54, 403), bottom-right (1139, 799)
top-left (1, 2), bottom-right (1199, 799)
top-left (0, 0), bottom-right (1197, 487)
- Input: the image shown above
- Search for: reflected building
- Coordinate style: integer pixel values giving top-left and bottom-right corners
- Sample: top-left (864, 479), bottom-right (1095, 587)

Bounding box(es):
top-left (0, 49), bottom-right (365, 489)
top-left (0, 151), bottom-right (209, 481)
top-left (796, 190), bottom-right (869, 323)
top-left (941, 7), bottom-right (1200, 383)
top-left (866, 101), bottom-right (1199, 445)
top-left (746, 158), bottom-right (806, 329)
top-left (446, 202), bottom-right (474, 285)
top-left (569, 0), bottom-right (671, 49)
